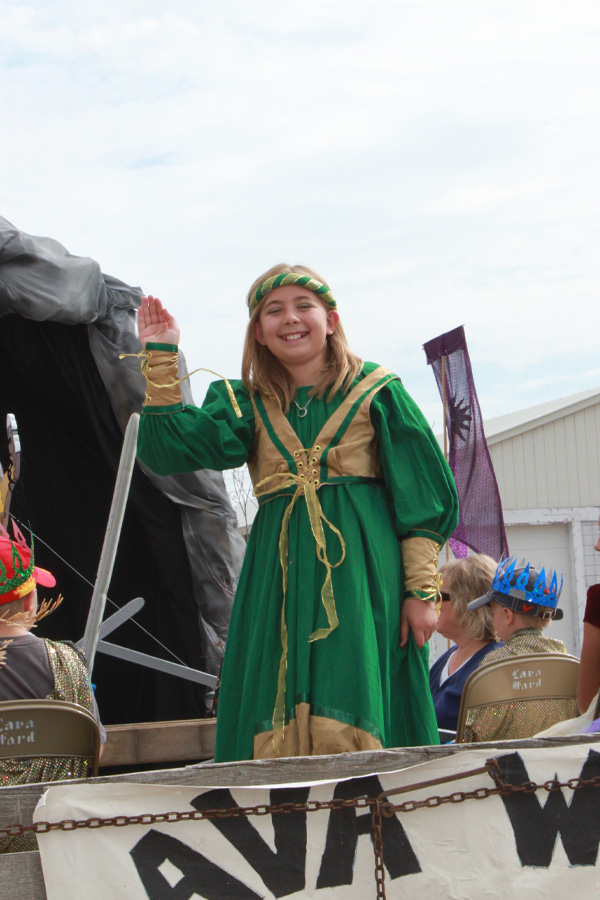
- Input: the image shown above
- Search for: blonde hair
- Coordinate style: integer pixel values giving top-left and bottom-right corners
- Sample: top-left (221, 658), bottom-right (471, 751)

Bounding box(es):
top-left (442, 554), bottom-right (498, 642)
top-left (0, 589), bottom-right (31, 620)
top-left (512, 609), bottom-right (552, 630)
top-left (241, 263), bottom-right (362, 411)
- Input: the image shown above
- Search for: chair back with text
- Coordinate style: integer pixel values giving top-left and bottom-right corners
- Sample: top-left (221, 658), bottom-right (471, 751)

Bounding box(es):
top-left (0, 698), bottom-right (100, 777)
top-left (456, 653), bottom-right (580, 743)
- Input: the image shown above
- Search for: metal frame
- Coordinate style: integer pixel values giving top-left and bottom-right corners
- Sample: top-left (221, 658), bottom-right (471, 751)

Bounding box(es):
top-left (78, 413), bottom-right (217, 689)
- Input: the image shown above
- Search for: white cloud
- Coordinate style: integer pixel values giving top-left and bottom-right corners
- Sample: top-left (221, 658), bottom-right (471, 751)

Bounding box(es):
top-left (0, 0), bottom-right (598, 419)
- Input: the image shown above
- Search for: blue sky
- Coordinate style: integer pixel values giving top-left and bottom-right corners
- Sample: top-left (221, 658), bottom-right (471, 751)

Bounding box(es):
top-left (1, 0), bottom-right (599, 425)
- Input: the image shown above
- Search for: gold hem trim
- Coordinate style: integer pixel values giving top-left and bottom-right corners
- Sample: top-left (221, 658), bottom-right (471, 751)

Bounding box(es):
top-left (253, 702), bottom-right (383, 759)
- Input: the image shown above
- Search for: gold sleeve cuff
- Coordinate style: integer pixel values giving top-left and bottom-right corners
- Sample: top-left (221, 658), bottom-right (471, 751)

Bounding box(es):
top-left (142, 349), bottom-right (183, 407)
top-left (401, 535), bottom-right (442, 601)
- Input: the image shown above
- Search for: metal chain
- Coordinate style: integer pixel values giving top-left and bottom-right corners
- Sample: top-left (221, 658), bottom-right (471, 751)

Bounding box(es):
top-left (4, 763), bottom-right (600, 900)
top-left (371, 799), bottom-right (387, 900)
top-left (380, 773), bottom-right (600, 815)
top-left (0, 796), bottom-right (373, 838)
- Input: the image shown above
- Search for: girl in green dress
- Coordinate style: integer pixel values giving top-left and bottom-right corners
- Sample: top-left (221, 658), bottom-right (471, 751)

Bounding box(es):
top-left (136, 264), bottom-right (459, 762)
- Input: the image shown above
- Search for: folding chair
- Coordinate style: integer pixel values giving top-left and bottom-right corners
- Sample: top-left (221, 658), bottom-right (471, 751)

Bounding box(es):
top-left (456, 653), bottom-right (580, 743)
top-left (0, 698), bottom-right (100, 778)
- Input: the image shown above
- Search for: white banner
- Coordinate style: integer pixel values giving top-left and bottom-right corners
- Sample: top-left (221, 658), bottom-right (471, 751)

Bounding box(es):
top-left (35, 742), bottom-right (600, 899)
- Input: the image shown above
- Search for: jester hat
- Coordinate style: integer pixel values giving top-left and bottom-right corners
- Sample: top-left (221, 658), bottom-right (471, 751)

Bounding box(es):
top-left (0, 521), bottom-right (55, 606)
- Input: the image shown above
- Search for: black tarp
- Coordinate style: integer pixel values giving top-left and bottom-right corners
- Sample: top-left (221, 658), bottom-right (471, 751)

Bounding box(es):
top-left (0, 218), bottom-right (245, 725)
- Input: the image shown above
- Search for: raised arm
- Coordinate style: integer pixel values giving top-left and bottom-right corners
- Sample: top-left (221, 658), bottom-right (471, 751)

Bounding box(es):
top-left (138, 295), bottom-right (181, 347)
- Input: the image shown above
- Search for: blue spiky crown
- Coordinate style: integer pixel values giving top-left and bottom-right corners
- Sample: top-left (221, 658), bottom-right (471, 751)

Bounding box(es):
top-left (492, 556), bottom-right (562, 611)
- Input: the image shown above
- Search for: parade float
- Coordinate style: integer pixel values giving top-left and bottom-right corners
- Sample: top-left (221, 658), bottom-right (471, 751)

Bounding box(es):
top-left (1, 217), bottom-right (598, 899)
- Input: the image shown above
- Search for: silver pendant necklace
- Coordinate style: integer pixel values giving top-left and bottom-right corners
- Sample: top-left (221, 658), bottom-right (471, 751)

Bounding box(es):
top-left (293, 395), bottom-right (313, 418)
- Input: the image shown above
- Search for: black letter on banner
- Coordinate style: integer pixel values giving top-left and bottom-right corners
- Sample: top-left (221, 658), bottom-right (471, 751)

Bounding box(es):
top-left (497, 750), bottom-right (600, 867)
top-left (130, 829), bottom-right (262, 900)
top-left (191, 786), bottom-right (309, 898)
top-left (317, 775), bottom-right (421, 888)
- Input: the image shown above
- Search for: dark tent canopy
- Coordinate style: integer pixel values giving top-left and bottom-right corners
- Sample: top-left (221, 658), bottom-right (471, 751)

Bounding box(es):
top-left (0, 217), bottom-right (245, 724)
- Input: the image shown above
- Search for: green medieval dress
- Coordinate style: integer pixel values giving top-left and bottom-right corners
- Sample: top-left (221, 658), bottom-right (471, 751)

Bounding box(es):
top-left (137, 346), bottom-right (459, 762)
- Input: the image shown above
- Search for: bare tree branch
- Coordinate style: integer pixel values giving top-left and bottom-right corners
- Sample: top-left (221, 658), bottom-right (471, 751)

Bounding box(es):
top-left (225, 465), bottom-right (257, 540)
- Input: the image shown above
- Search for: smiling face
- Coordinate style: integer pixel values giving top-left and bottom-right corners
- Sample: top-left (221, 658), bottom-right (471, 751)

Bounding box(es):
top-left (254, 284), bottom-right (339, 384)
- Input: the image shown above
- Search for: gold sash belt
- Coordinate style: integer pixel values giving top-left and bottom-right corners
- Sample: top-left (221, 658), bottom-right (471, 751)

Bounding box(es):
top-left (254, 467), bottom-right (346, 752)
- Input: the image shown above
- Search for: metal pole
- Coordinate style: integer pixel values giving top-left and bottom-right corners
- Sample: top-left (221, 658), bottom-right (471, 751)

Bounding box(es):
top-left (441, 355), bottom-right (448, 462)
top-left (80, 413), bottom-right (140, 670)
top-left (95, 641), bottom-right (218, 687)
top-left (440, 355), bottom-right (452, 650)
top-left (441, 355), bottom-right (450, 565)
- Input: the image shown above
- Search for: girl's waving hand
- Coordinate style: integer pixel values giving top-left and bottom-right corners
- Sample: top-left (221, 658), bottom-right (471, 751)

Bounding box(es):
top-left (138, 295), bottom-right (181, 346)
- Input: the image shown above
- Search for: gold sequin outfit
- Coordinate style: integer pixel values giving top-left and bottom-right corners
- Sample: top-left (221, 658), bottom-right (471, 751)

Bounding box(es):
top-left (463, 627), bottom-right (577, 743)
top-left (0, 640), bottom-right (94, 853)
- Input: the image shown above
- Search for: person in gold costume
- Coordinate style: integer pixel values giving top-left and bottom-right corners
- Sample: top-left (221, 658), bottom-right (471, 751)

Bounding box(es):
top-left (0, 521), bottom-right (104, 852)
top-left (461, 556), bottom-right (573, 743)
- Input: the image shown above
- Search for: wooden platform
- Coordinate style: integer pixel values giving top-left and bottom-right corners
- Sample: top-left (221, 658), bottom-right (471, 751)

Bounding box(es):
top-left (101, 717), bottom-right (216, 767)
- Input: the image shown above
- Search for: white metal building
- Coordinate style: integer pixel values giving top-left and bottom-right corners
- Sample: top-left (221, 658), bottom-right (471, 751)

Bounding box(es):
top-left (432, 386), bottom-right (600, 660)
top-left (485, 387), bottom-right (600, 656)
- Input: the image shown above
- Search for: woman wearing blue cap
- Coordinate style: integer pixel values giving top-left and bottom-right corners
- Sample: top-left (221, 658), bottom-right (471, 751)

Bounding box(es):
top-left (462, 556), bottom-right (570, 742)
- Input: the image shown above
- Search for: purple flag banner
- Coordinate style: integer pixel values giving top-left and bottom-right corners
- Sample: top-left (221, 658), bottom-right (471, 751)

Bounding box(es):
top-left (423, 325), bottom-right (508, 561)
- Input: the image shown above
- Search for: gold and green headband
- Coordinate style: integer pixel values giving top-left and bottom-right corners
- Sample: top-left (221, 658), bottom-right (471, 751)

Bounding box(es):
top-left (248, 273), bottom-right (336, 317)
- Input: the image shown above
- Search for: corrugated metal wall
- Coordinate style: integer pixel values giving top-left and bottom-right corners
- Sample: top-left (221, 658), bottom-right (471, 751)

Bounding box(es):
top-left (504, 523), bottom-right (576, 654)
top-left (482, 399), bottom-right (600, 656)
top-left (430, 399), bottom-right (600, 663)
top-left (489, 403), bottom-right (600, 510)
